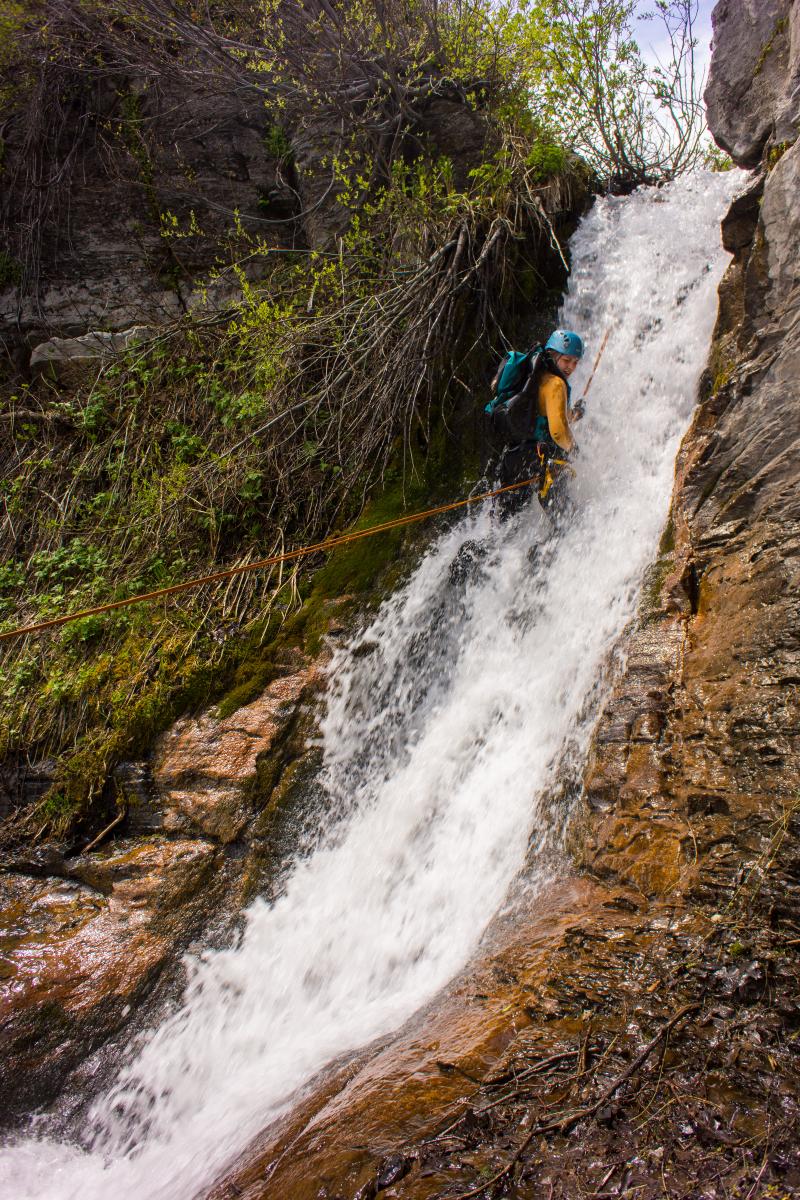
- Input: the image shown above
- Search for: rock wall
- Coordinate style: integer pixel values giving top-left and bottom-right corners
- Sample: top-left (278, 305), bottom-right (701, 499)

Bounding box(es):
top-left (0, 67), bottom-right (502, 360)
top-left (0, 82), bottom-right (299, 355)
top-left (705, 0), bottom-right (800, 165)
top-left (581, 0), bottom-right (800, 901)
top-left (0, 654), bottom-right (328, 1125)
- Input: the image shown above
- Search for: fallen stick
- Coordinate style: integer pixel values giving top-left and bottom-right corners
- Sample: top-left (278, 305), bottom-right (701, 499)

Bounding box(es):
top-left (474, 1048), bottom-right (600, 1116)
top-left (484, 1048), bottom-right (583, 1088)
top-left (429, 1048), bottom-right (591, 1142)
top-left (541, 1003), bottom-right (702, 1136)
top-left (82, 807), bottom-right (126, 854)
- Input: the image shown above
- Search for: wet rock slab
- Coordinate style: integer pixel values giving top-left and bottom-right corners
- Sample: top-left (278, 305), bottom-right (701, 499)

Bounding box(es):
top-left (151, 666), bottom-right (318, 843)
top-left (0, 836), bottom-right (221, 1125)
top-left (0, 658), bottom-right (324, 1125)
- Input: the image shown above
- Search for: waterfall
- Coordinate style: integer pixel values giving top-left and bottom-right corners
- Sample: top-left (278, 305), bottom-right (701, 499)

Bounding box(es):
top-left (0, 168), bottom-right (742, 1200)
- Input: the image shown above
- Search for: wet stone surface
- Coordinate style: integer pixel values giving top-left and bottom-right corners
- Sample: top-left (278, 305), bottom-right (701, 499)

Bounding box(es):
top-left (0, 836), bottom-right (222, 1125)
top-left (150, 665), bottom-right (318, 843)
top-left (209, 817), bottom-right (800, 1200)
top-left (0, 657), bottom-right (326, 1126)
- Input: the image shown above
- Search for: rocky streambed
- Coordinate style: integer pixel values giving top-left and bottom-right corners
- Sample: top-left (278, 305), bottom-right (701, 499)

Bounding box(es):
top-left (1, 654), bottom-right (327, 1124)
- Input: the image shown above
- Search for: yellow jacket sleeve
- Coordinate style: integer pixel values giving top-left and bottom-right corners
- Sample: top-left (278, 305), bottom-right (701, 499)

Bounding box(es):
top-left (539, 374), bottom-right (574, 452)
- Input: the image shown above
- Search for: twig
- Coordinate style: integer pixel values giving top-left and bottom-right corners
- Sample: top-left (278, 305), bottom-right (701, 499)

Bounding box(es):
top-left (474, 1048), bottom-right (600, 1116)
top-left (578, 1021), bottom-right (593, 1077)
top-left (744, 1148), bottom-right (770, 1199)
top-left (484, 1048), bottom-right (586, 1088)
top-left (82, 807), bottom-right (127, 854)
top-left (540, 1002), bottom-right (701, 1135)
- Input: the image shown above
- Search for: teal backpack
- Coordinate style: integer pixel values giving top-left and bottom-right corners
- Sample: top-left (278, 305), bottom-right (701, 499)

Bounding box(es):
top-left (485, 347), bottom-right (550, 445)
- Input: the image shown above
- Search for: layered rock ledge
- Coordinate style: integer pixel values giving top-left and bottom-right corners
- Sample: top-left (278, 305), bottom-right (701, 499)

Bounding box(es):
top-left (0, 656), bottom-right (325, 1124)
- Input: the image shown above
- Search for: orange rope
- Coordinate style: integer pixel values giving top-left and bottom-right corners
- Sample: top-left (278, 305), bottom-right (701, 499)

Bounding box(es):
top-left (579, 326), bottom-right (611, 403)
top-left (0, 476), bottom-right (541, 643)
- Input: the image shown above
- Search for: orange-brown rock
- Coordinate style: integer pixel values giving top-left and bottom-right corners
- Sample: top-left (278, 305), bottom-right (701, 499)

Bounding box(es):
top-left (0, 836), bottom-right (221, 1124)
top-left (0, 658), bottom-right (326, 1125)
top-left (152, 665), bottom-right (320, 843)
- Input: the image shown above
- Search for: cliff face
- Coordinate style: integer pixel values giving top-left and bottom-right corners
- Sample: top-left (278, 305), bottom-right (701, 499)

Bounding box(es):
top-left (705, 0), bottom-right (800, 165)
top-left (582, 0), bottom-right (800, 900)
top-left (0, 66), bottom-right (499, 359)
top-left (0, 83), bottom-right (298, 353)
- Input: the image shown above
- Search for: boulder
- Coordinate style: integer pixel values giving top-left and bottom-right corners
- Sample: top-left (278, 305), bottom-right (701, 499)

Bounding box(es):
top-left (151, 664), bottom-right (318, 843)
top-left (0, 655), bottom-right (325, 1122)
top-left (705, 0), bottom-right (800, 166)
top-left (29, 325), bottom-right (153, 382)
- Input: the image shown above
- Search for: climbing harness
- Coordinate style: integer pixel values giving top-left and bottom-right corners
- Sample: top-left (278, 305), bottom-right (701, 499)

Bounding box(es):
top-left (0, 476), bottom-right (542, 643)
top-left (536, 444), bottom-right (574, 503)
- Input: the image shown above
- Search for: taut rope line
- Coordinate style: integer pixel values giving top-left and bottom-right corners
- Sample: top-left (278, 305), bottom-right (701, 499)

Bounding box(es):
top-left (0, 476), bottom-right (541, 643)
top-left (579, 327), bottom-right (611, 403)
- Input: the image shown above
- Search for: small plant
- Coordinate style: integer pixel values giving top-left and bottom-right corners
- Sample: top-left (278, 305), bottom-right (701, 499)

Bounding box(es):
top-left (165, 421), bottom-right (205, 462)
top-left (81, 394), bottom-right (110, 438)
top-left (0, 248), bottom-right (21, 286)
top-left (264, 123), bottom-right (292, 161)
top-left (30, 540), bottom-right (108, 588)
top-left (526, 142), bottom-right (569, 182)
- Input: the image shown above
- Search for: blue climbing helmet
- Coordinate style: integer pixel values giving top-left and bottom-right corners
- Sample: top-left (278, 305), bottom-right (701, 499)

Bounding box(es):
top-left (545, 329), bottom-right (584, 359)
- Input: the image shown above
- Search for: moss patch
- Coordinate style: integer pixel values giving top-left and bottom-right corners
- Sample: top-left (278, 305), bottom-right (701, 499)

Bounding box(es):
top-left (638, 515), bottom-right (676, 623)
top-left (767, 140), bottom-right (793, 171)
top-left (754, 16), bottom-right (788, 77)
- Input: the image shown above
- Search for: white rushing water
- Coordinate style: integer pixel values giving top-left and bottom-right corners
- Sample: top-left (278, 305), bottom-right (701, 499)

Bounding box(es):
top-left (0, 169), bottom-right (742, 1200)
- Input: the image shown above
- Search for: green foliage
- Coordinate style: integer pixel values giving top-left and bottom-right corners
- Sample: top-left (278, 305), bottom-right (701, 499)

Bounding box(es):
top-left (503, 0), bottom-right (707, 185)
top-left (159, 209), bottom-right (204, 240)
top-left (704, 144), bottom-right (735, 173)
top-left (264, 123), bottom-right (292, 161)
top-left (165, 421), bottom-right (205, 462)
top-left (526, 142), bottom-right (569, 181)
top-left (767, 141), bottom-right (791, 171)
top-left (0, 561), bottom-right (25, 594)
top-left (0, 1), bottom-right (27, 107)
top-left (0, 248), bottom-right (21, 286)
top-left (80, 393), bottom-right (110, 438)
top-left (116, 89), bottom-right (155, 193)
top-left (30, 540), bottom-right (109, 588)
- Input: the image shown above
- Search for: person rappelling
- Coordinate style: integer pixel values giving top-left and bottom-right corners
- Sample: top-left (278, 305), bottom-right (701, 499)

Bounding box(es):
top-left (485, 329), bottom-right (585, 519)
